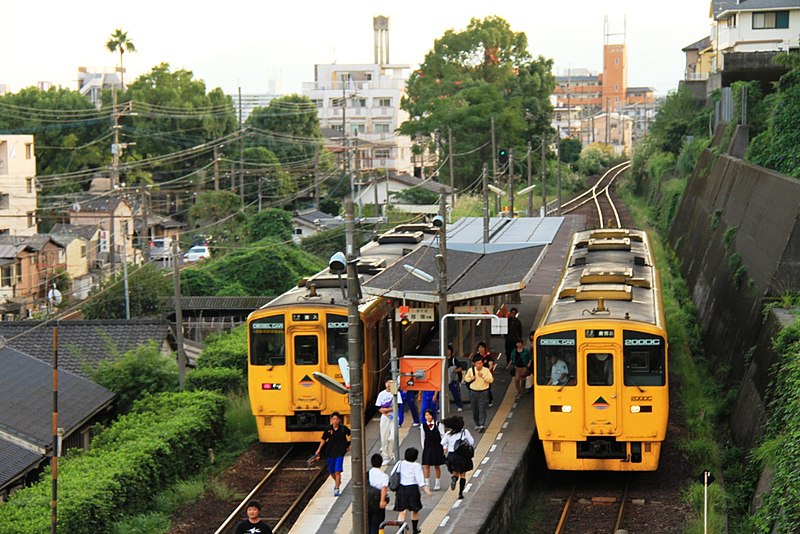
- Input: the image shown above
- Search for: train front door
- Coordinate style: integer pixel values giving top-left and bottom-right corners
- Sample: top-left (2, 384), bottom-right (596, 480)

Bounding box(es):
top-left (582, 349), bottom-right (620, 436)
top-left (289, 330), bottom-right (325, 411)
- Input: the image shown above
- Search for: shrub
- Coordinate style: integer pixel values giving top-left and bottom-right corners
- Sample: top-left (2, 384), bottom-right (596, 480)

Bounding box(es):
top-left (677, 136), bottom-right (710, 177)
top-left (186, 367), bottom-right (244, 394)
top-left (247, 208), bottom-right (292, 243)
top-left (196, 325), bottom-right (248, 374)
top-left (92, 341), bottom-right (178, 413)
top-left (0, 391), bottom-right (225, 534)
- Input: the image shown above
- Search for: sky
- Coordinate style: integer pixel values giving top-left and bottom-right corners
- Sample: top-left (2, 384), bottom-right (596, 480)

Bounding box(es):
top-left (1, 0), bottom-right (711, 97)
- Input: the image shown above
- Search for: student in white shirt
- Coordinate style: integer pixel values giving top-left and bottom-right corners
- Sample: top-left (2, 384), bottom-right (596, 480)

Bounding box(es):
top-left (390, 447), bottom-right (431, 534)
top-left (367, 453), bottom-right (389, 534)
top-left (375, 379), bottom-right (403, 464)
top-left (441, 415), bottom-right (475, 499)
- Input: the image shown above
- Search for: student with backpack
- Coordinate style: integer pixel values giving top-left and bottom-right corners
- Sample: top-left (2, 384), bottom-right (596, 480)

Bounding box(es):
top-left (389, 447), bottom-right (432, 534)
top-left (441, 415), bottom-right (475, 499)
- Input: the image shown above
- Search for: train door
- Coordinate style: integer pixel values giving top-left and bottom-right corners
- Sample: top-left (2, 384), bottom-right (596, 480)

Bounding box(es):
top-left (289, 329), bottom-right (325, 411)
top-left (582, 348), bottom-right (620, 435)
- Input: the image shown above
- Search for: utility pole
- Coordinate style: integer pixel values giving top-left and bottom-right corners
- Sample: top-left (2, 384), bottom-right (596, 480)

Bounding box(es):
top-left (388, 316), bottom-right (400, 460)
top-left (51, 325), bottom-right (60, 534)
top-left (313, 146), bottom-right (320, 210)
top-left (140, 185), bottom-right (150, 260)
top-left (110, 89), bottom-right (120, 270)
top-left (257, 178), bottom-right (262, 212)
top-left (238, 87), bottom-right (245, 203)
top-left (373, 175), bottom-right (379, 217)
top-left (172, 240), bottom-right (187, 390)
top-left (121, 222), bottom-right (130, 320)
top-left (448, 128), bottom-right (455, 210)
top-left (482, 163), bottom-right (489, 244)
top-left (557, 138), bottom-right (562, 215)
top-left (606, 97), bottom-right (611, 145)
top-left (541, 138), bottom-right (547, 216)
top-left (490, 116), bottom-right (497, 183)
top-left (344, 199), bottom-right (366, 534)
top-left (355, 136), bottom-right (361, 218)
top-left (527, 143), bottom-right (533, 217)
top-left (437, 188), bottom-right (448, 419)
top-left (213, 145), bottom-right (220, 191)
top-left (508, 148), bottom-right (514, 217)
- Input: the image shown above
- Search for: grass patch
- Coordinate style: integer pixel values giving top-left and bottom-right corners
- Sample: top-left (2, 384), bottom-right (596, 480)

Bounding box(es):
top-left (110, 512), bottom-right (171, 534)
top-left (209, 479), bottom-right (242, 502)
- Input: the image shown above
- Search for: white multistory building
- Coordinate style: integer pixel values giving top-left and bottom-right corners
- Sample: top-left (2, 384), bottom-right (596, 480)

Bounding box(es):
top-left (302, 16), bottom-right (414, 176)
top-left (0, 135), bottom-right (38, 236)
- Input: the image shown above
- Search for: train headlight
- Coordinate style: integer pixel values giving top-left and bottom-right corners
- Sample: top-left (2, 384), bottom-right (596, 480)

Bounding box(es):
top-left (561, 405), bottom-right (572, 413)
top-left (630, 405), bottom-right (641, 413)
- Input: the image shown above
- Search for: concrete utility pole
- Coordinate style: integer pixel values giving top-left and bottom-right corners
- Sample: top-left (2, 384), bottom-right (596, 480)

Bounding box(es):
top-left (557, 138), bottom-right (562, 215)
top-left (388, 317), bottom-right (400, 461)
top-left (490, 116), bottom-right (497, 183)
top-left (172, 240), bottom-right (187, 390)
top-left (140, 185), bottom-right (150, 260)
top-left (51, 325), bottom-right (59, 534)
top-left (482, 163), bottom-right (489, 244)
top-left (437, 188), bottom-right (449, 419)
top-left (213, 145), bottom-right (220, 191)
top-left (238, 87), bottom-right (245, 203)
top-left (448, 128), bottom-right (455, 211)
top-left (344, 199), bottom-right (366, 534)
top-left (527, 143), bottom-right (533, 217)
top-left (121, 222), bottom-right (130, 320)
top-left (508, 148), bottom-right (514, 216)
top-left (313, 146), bottom-right (320, 209)
top-left (541, 138), bottom-right (547, 216)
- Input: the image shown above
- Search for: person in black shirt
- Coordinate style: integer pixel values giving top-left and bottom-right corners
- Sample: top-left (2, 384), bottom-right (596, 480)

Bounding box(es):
top-left (314, 411), bottom-right (351, 496)
top-left (234, 500), bottom-right (273, 534)
top-left (504, 308), bottom-right (523, 365)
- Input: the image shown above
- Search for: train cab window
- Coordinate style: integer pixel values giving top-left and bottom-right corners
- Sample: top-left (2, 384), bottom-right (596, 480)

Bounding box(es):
top-left (326, 314), bottom-right (350, 364)
top-left (250, 315), bottom-right (286, 366)
top-left (536, 331), bottom-right (577, 386)
top-left (587, 353), bottom-right (614, 386)
top-left (623, 331), bottom-right (666, 387)
top-left (294, 335), bottom-right (319, 365)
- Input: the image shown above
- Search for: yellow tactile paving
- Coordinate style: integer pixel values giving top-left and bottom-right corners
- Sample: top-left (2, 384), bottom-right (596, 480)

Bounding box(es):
top-left (421, 381), bottom-right (519, 531)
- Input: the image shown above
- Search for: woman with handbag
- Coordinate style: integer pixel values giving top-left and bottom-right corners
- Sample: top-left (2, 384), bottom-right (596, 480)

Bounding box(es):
top-left (390, 447), bottom-right (432, 534)
top-left (440, 415), bottom-right (475, 499)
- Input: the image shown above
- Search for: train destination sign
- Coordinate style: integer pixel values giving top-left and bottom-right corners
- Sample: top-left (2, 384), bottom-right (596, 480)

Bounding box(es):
top-left (585, 329), bottom-right (615, 338)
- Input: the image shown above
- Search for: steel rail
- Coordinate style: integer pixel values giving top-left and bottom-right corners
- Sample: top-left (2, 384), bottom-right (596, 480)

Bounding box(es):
top-left (554, 485), bottom-right (576, 534)
top-left (613, 484), bottom-right (629, 533)
top-left (214, 446), bottom-right (295, 534)
top-left (271, 465), bottom-right (329, 532)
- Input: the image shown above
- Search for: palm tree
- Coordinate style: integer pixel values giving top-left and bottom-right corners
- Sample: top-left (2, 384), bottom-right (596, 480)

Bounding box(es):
top-left (106, 29), bottom-right (136, 87)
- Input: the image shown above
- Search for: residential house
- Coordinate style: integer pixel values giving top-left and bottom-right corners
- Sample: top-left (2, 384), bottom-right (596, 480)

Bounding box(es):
top-left (355, 173), bottom-right (455, 214)
top-left (0, 135), bottom-right (38, 236)
top-left (77, 67), bottom-right (122, 108)
top-left (589, 112), bottom-right (634, 156)
top-left (0, 235), bottom-right (65, 315)
top-left (49, 232), bottom-right (94, 301)
top-left (291, 208), bottom-right (342, 244)
top-left (68, 196), bottom-right (135, 267)
top-left (0, 346), bottom-right (115, 498)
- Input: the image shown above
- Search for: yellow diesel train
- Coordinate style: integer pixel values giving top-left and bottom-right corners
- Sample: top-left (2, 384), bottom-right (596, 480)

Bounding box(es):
top-left (247, 225), bottom-right (432, 443)
top-left (533, 228), bottom-right (668, 471)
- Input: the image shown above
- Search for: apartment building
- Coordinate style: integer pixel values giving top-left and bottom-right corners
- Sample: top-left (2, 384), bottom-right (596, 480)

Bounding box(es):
top-left (0, 135), bottom-right (39, 237)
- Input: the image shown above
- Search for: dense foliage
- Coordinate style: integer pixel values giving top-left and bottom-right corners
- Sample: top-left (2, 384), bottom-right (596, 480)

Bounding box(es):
top-left (195, 325), bottom-right (248, 374)
top-left (186, 366), bottom-right (244, 394)
top-left (187, 190), bottom-right (248, 247)
top-left (244, 94), bottom-right (323, 164)
top-left (92, 341), bottom-right (178, 413)
top-left (247, 208), bottom-right (293, 242)
top-left (390, 187), bottom-right (440, 205)
top-left (0, 391), bottom-right (225, 534)
top-left (400, 16), bottom-right (555, 188)
top-left (81, 262), bottom-right (171, 320)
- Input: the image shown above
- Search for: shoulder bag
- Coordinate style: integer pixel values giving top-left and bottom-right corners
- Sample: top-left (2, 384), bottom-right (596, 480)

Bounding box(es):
top-left (388, 461), bottom-right (402, 491)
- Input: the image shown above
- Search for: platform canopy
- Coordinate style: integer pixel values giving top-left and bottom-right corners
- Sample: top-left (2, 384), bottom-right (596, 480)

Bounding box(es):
top-left (362, 216), bottom-right (564, 304)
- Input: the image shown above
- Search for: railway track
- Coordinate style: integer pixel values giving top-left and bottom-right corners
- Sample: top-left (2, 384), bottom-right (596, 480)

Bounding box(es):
top-left (554, 482), bottom-right (629, 534)
top-left (214, 445), bottom-right (327, 534)
top-left (557, 161), bottom-right (631, 229)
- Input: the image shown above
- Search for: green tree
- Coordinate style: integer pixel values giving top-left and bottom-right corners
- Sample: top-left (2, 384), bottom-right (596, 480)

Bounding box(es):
top-left (648, 86), bottom-right (706, 155)
top-left (390, 187), bottom-right (439, 205)
top-left (81, 263), bottom-right (171, 319)
top-left (0, 87), bottom-right (108, 191)
top-left (242, 146), bottom-right (295, 205)
top-left (245, 94), bottom-right (323, 165)
top-left (105, 29), bottom-right (136, 87)
top-left (559, 138), bottom-right (582, 164)
top-left (400, 16), bottom-right (555, 187)
top-left (187, 190), bottom-right (247, 247)
top-left (247, 208), bottom-right (292, 242)
top-left (92, 341), bottom-right (178, 413)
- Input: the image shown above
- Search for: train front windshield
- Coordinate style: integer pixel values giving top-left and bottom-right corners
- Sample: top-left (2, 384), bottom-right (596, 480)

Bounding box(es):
top-left (250, 315), bottom-right (286, 365)
top-left (536, 331), bottom-right (577, 386)
top-left (623, 331), bottom-right (666, 386)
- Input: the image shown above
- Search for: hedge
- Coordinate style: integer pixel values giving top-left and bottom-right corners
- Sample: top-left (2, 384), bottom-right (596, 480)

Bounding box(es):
top-left (186, 367), bottom-right (244, 394)
top-left (0, 391), bottom-right (225, 534)
top-left (196, 325), bottom-right (248, 374)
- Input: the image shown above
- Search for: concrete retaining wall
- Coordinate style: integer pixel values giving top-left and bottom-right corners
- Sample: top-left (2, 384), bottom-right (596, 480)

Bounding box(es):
top-left (667, 137), bottom-right (800, 448)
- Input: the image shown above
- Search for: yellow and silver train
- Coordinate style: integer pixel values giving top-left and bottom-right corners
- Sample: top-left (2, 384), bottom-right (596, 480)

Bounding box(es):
top-left (533, 228), bottom-right (668, 471)
top-left (247, 225), bottom-right (433, 443)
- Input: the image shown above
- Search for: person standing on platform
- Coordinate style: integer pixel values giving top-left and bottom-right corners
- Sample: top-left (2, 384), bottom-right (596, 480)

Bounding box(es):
top-left (376, 379), bottom-right (403, 465)
top-left (420, 389), bottom-right (438, 420)
top-left (391, 447), bottom-right (432, 534)
top-left (312, 412), bottom-right (350, 497)
top-left (367, 453), bottom-right (389, 534)
top-left (234, 500), bottom-right (273, 534)
top-left (508, 339), bottom-right (532, 398)
top-left (504, 308), bottom-right (523, 365)
top-left (419, 408), bottom-right (446, 490)
top-left (470, 342), bottom-right (496, 407)
top-left (464, 354), bottom-right (493, 432)
top-left (446, 345), bottom-right (464, 412)
top-left (399, 389), bottom-right (420, 427)
top-left (441, 415), bottom-right (475, 499)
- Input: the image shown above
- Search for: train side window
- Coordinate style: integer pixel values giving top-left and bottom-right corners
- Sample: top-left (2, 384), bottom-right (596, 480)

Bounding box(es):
top-left (623, 331), bottom-right (665, 386)
top-left (327, 314), bottom-right (349, 364)
top-left (536, 331), bottom-right (577, 386)
top-left (295, 335), bottom-right (319, 365)
top-left (250, 315), bottom-right (286, 366)
top-left (587, 353), bottom-right (614, 385)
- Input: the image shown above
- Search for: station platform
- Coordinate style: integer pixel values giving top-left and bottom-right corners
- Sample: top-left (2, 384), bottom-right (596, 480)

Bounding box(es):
top-left (289, 215), bottom-right (583, 534)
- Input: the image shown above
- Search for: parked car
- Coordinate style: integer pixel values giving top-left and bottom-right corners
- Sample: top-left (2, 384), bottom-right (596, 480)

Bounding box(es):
top-left (183, 245), bottom-right (210, 263)
top-left (149, 238), bottom-right (172, 260)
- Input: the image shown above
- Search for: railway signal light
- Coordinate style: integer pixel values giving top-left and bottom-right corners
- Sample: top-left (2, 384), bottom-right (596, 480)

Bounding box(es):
top-left (399, 305), bottom-right (410, 326)
top-left (498, 148), bottom-right (509, 168)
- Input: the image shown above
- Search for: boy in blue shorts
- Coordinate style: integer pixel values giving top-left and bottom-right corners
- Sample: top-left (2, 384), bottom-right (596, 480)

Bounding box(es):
top-left (314, 412), bottom-right (351, 496)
